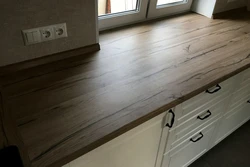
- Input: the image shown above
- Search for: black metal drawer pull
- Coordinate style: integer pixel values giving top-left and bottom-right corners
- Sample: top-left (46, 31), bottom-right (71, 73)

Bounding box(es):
top-left (247, 100), bottom-right (250, 103)
top-left (197, 110), bottom-right (212, 120)
top-left (206, 84), bottom-right (222, 94)
top-left (166, 109), bottom-right (175, 128)
top-left (190, 132), bottom-right (204, 143)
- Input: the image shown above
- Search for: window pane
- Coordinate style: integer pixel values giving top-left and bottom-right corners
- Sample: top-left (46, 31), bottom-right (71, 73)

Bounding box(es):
top-left (157, 0), bottom-right (184, 6)
top-left (98, 0), bottom-right (139, 16)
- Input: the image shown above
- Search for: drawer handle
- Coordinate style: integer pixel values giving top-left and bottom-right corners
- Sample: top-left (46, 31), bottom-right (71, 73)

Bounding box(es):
top-left (166, 109), bottom-right (175, 128)
top-left (190, 132), bottom-right (204, 143)
top-left (247, 100), bottom-right (250, 103)
top-left (197, 110), bottom-right (212, 120)
top-left (206, 84), bottom-right (222, 94)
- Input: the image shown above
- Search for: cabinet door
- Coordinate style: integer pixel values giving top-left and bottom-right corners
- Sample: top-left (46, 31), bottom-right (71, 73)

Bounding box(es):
top-left (67, 113), bottom-right (165, 167)
top-left (212, 101), bottom-right (250, 146)
top-left (162, 118), bottom-right (219, 167)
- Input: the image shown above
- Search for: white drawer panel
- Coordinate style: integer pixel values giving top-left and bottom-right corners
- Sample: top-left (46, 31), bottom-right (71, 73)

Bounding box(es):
top-left (213, 101), bottom-right (250, 146)
top-left (229, 85), bottom-right (250, 109)
top-left (164, 98), bottom-right (227, 154)
top-left (175, 90), bottom-right (229, 126)
top-left (172, 99), bottom-right (226, 147)
top-left (162, 119), bottom-right (219, 167)
top-left (174, 78), bottom-right (233, 125)
top-left (241, 68), bottom-right (250, 85)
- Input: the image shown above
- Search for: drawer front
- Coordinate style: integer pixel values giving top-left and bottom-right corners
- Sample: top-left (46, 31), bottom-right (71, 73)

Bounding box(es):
top-left (175, 90), bottom-right (229, 126)
top-left (174, 78), bottom-right (233, 125)
top-left (162, 119), bottom-right (219, 167)
top-left (213, 102), bottom-right (250, 146)
top-left (164, 98), bottom-right (227, 153)
top-left (172, 99), bottom-right (227, 149)
top-left (240, 68), bottom-right (250, 86)
top-left (229, 84), bottom-right (250, 109)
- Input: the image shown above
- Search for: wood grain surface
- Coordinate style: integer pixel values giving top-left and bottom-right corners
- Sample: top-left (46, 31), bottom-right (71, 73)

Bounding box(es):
top-left (0, 44), bottom-right (100, 76)
top-left (0, 10), bottom-right (250, 167)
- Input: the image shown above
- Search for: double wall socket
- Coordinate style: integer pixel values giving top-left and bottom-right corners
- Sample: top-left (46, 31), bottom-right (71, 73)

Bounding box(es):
top-left (22, 23), bottom-right (68, 45)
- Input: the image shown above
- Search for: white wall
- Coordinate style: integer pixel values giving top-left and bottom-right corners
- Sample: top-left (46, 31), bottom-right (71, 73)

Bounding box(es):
top-left (192, 0), bottom-right (217, 18)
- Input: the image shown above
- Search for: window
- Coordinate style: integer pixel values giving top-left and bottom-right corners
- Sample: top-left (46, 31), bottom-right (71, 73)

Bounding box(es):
top-left (98, 0), bottom-right (148, 30)
top-left (98, 0), bottom-right (193, 30)
top-left (98, 0), bottom-right (139, 16)
top-left (148, 0), bottom-right (192, 19)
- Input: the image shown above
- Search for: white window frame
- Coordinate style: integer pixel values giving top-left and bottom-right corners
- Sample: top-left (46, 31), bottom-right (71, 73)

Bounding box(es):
top-left (147, 0), bottom-right (193, 19)
top-left (98, 0), bottom-right (149, 30)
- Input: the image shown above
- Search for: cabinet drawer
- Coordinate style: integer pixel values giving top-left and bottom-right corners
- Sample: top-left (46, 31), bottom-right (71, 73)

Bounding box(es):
top-left (174, 79), bottom-right (233, 125)
top-left (229, 84), bottom-right (250, 109)
top-left (213, 101), bottom-right (250, 146)
top-left (165, 98), bottom-right (227, 153)
top-left (175, 90), bottom-right (229, 127)
top-left (162, 119), bottom-right (219, 167)
top-left (241, 68), bottom-right (250, 86)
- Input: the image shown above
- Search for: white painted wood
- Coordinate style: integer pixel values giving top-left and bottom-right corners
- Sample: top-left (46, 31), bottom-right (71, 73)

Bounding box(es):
top-left (155, 109), bottom-right (175, 167)
top-left (211, 68), bottom-right (250, 147)
top-left (147, 0), bottom-right (193, 19)
top-left (229, 83), bottom-right (250, 109)
top-left (191, 0), bottom-right (216, 18)
top-left (166, 98), bottom-right (228, 153)
top-left (162, 118), bottom-right (219, 167)
top-left (67, 112), bottom-right (166, 167)
top-left (212, 102), bottom-right (250, 146)
top-left (174, 79), bottom-right (233, 125)
top-left (240, 68), bottom-right (250, 86)
top-left (99, 0), bottom-right (149, 30)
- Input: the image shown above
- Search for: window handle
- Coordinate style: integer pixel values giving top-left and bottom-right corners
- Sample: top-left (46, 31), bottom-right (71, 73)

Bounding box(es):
top-left (190, 132), bottom-right (204, 143)
top-left (206, 84), bottom-right (222, 94)
top-left (166, 109), bottom-right (175, 128)
top-left (197, 110), bottom-right (212, 120)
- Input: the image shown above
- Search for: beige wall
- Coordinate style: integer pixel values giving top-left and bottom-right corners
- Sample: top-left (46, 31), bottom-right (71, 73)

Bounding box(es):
top-left (214, 0), bottom-right (247, 14)
top-left (0, 0), bottom-right (98, 67)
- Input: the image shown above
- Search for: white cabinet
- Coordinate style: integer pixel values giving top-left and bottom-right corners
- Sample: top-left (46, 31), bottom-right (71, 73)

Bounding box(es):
top-left (157, 68), bottom-right (250, 167)
top-left (162, 118), bottom-right (220, 167)
top-left (62, 68), bottom-right (250, 167)
top-left (65, 112), bottom-right (166, 167)
top-left (212, 69), bottom-right (250, 146)
top-left (213, 103), bottom-right (250, 146)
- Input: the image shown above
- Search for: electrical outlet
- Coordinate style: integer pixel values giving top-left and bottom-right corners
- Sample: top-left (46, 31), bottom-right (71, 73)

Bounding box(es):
top-left (22, 23), bottom-right (67, 45)
top-left (40, 26), bottom-right (55, 41)
top-left (54, 23), bottom-right (68, 39)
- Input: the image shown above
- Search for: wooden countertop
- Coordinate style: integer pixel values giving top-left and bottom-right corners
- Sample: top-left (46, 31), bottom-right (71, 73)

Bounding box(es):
top-left (1, 10), bottom-right (250, 167)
